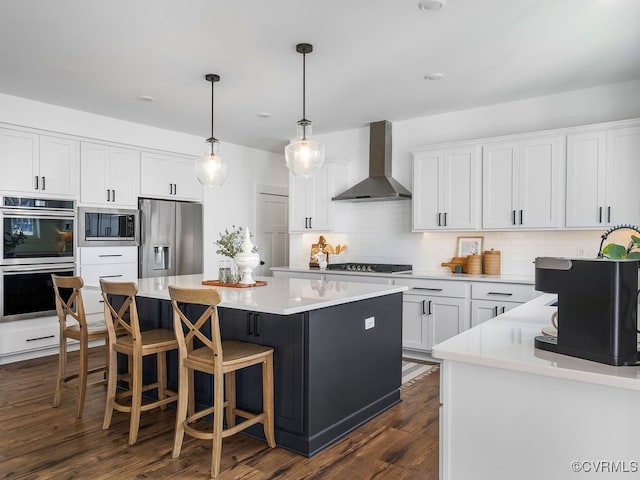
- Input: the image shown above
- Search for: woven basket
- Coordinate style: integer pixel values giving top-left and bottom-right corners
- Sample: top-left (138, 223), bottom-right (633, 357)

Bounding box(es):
top-left (467, 254), bottom-right (482, 275)
top-left (483, 250), bottom-right (501, 275)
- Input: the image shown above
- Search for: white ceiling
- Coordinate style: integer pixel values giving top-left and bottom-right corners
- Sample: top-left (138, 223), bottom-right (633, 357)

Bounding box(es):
top-left (1, 0), bottom-right (639, 153)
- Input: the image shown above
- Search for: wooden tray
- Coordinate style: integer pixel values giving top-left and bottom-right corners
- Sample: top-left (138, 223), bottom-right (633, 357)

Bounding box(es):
top-left (201, 280), bottom-right (268, 288)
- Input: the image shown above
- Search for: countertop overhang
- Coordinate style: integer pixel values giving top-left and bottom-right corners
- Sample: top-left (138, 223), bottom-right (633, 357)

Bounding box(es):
top-left (431, 293), bottom-right (640, 391)
top-left (132, 274), bottom-right (407, 315)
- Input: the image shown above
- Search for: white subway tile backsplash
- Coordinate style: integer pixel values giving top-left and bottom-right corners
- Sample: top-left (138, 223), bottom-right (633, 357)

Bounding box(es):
top-left (290, 201), bottom-right (606, 277)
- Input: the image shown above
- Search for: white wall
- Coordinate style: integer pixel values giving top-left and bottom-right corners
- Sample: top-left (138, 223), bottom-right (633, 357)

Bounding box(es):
top-left (290, 79), bottom-right (640, 276)
top-left (0, 93), bottom-right (289, 278)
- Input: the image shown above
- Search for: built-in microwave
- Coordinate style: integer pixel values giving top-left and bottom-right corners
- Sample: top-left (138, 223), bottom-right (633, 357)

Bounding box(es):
top-left (77, 207), bottom-right (139, 247)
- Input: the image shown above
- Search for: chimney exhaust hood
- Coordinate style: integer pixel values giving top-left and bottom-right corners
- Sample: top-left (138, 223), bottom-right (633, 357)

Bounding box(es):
top-left (332, 120), bottom-right (412, 201)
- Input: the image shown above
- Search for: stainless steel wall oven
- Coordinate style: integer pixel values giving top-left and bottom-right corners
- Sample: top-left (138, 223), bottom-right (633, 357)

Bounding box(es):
top-left (1, 196), bottom-right (76, 321)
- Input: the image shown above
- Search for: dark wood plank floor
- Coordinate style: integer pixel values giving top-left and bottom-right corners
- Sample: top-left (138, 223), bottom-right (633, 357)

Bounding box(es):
top-left (0, 347), bottom-right (440, 479)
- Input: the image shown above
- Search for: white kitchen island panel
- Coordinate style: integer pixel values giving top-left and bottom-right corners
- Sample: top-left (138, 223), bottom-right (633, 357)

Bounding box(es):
top-left (433, 293), bottom-right (640, 480)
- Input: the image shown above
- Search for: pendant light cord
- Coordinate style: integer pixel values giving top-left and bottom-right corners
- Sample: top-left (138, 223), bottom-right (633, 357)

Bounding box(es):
top-left (302, 50), bottom-right (306, 122)
top-left (210, 78), bottom-right (215, 143)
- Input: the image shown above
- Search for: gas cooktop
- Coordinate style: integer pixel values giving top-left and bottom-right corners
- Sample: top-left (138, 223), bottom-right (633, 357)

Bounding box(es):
top-left (326, 263), bottom-right (413, 273)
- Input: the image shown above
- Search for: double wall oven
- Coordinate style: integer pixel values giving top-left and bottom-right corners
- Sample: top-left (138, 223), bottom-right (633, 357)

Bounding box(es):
top-left (1, 196), bottom-right (75, 321)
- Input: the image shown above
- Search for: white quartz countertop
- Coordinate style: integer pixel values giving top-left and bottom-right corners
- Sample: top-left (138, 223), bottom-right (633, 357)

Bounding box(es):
top-left (134, 274), bottom-right (407, 315)
top-left (271, 266), bottom-right (534, 285)
top-left (431, 293), bottom-right (640, 391)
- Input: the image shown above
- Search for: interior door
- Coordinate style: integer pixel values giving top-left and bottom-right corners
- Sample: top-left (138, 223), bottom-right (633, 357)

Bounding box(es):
top-left (256, 192), bottom-right (289, 277)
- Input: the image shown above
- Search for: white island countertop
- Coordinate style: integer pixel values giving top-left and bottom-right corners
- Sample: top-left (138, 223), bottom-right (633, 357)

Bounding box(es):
top-left (134, 274), bottom-right (407, 315)
top-left (432, 293), bottom-right (640, 391)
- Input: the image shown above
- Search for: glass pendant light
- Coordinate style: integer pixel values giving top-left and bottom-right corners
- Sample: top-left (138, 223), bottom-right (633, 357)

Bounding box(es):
top-left (196, 73), bottom-right (229, 186)
top-left (284, 43), bottom-right (325, 177)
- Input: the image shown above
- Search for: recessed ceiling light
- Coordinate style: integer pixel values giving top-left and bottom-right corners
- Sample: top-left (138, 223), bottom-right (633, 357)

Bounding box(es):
top-left (137, 95), bottom-right (155, 102)
top-left (257, 112), bottom-right (272, 118)
top-left (418, 0), bottom-right (446, 11)
top-left (424, 73), bottom-right (444, 81)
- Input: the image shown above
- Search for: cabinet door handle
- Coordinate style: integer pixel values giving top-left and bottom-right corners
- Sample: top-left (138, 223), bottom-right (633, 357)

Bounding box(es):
top-left (246, 313), bottom-right (254, 336)
top-left (512, 210), bottom-right (516, 225)
top-left (427, 300), bottom-right (432, 316)
top-left (26, 334), bottom-right (55, 342)
top-left (493, 306), bottom-right (499, 316)
top-left (422, 299), bottom-right (426, 315)
top-left (107, 189), bottom-right (111, 202)
top-left (41, 176), bottom-right (46, 190)
top-left (413, 287), bottom-right (443, 292)
top-left (487, 292), bottom-right (513, 296)
top-left (501, 306), bottom-right (506, 314)
top-left (304, 217), bottom-right (308, 228)
top-left (169, 184), bottom-right (173, 195)
top-left (173, 184), bottom-right (177, 195)
top-left (519, 209), bottom-right (523, 225)
top-left (599, 206), bottom-right (603, 223)
top-left (99, 254), bottom-right (123, 257)
top-left (607, 206), bottom-right (611, 223)
top-left (443, 212), bottom-right (447, 227)
top-left (253, 313), bottom-right (261, 337)
top-left (309, 217), bottom-right (312, 229)
top-left (437, 212), bottom-right (442, 227)
top-left (112, 189), bottom-right (116, 202)
top-left (34, 175), bottom-right (39, 190)
top-left (98, 274), bottom-right (123, 279)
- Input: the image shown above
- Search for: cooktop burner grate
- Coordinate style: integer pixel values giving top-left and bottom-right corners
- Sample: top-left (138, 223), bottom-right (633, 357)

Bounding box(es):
top-left (326, 263), bottom-right (413, 273)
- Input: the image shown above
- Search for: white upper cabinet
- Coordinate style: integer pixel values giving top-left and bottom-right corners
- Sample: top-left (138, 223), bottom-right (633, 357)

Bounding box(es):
top-left (0, 128), bottom-right (78, 197)
top-left (482, 135), bottom-right (563, 229)
top-left (289, 165), bottom-right (333, 232)
top-left (606, 127), bottom-right (640, 225)
top-left (567, 126), bottom-right (640, 228)
top-left (140, 151), bottom-right (202, 201)
top-left (80, 142), bottom-right (140, 207)
top-left (412, 145), bottom-right (481, 230)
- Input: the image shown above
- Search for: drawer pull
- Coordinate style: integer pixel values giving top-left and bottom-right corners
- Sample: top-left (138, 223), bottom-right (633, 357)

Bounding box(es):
top-left (26, 335), bottom-right (55, 342)
top-left (412, 287), bottom-right (443, 292)
top-left (98, 254), bottom-right (124, 257)
top-left (487, 292), bottom-right (513, 296)
top-left (99, 274), bottom-right (124, 278)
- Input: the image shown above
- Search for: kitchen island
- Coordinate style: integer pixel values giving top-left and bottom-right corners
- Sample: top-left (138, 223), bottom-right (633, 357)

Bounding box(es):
top-left (129, 274), bottom-right (407, 456)
top-left (432, 294), bottom-right (640, 480)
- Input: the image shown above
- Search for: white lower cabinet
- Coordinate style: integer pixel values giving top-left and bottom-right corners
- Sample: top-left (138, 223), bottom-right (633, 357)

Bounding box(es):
top-left (402, 292), bottom-right (469, 354)
top-left (470, 282), bottom-right (537, 327)
top-left (471, 300), bottom-right (521, 327)
top-left (0, 316), bottom-right (59, 363)
top-left (78, 246), bottom-right (138, 318)
top-left (395, 278), bottom-right (470, 356)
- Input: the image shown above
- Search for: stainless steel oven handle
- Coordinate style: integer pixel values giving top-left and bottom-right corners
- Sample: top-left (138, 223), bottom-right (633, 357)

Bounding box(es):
top-left (1, 264), bottom-right (75, 274)
top-left (1, 210), bottom-right (75, 219)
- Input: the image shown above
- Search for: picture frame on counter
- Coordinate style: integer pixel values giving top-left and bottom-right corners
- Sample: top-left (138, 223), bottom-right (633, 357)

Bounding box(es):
top-left (457, 236), bottom-right (483, 257)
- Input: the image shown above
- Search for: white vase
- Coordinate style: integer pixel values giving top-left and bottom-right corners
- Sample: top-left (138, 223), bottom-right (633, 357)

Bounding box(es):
top-left (234, 226), bottom-right (260, 284)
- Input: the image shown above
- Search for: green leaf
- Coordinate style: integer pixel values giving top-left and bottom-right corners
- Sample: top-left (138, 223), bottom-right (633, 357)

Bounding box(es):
top-left (602, 243), bottom-right (627, 259)
top-left (626, 251), bottom-right (640, 260)
top-left (631, 235), bottom-right (640, 248)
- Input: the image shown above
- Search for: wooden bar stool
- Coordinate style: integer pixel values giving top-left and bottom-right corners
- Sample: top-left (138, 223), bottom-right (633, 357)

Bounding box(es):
top-left (100, 280), bottom-right (178, 445)
top-left (168, 286), bottom-right (276, 478)
top-left (52, 274), bottom-right (109, 418)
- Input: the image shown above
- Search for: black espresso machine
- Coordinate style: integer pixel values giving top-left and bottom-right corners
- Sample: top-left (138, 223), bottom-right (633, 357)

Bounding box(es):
top-left (534, 257), bottom-right (639, 366)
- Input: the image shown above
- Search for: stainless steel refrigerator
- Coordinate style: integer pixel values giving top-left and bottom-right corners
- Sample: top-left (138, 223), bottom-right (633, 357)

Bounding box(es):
top-left (138, 198), bottom-right (203, 278)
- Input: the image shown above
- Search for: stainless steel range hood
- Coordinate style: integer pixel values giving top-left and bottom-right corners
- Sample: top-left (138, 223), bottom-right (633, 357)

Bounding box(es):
top-left (332, 120), bottom-right (412, 201)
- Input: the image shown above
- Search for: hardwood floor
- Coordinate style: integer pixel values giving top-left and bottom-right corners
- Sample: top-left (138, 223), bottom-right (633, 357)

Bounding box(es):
top-left (0, 347), bottom-right (440, 479)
